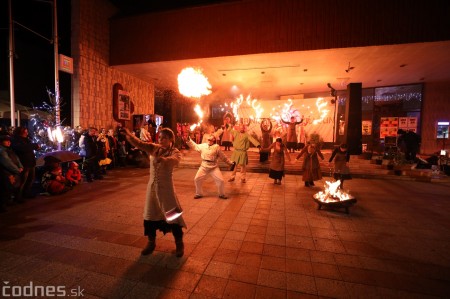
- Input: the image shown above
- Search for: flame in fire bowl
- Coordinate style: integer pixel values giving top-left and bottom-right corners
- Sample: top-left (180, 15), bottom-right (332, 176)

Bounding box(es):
top-left (313, 180), bottom-right (357, 214)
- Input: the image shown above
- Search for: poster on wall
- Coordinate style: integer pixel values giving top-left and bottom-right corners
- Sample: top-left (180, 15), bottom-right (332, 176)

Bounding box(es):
top-left (362, 120), bottom-right (372, 135)
top-left (398, 117), bottom-right (418, 132)
top-left (408, 117), bottom-right (417, 130)
top-left (380, 117), bottom-right (398, 138)
top-left (380, 127), bottom-right (389, 138)
top-left (118, 90), bottom-right (131, 120)
top-left (398, 117), bottom-right (408, 129)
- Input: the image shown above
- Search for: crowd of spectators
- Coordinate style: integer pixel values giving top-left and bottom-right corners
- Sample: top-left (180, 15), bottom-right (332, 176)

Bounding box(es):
top-left (0, 122), bottom-right (153, 213)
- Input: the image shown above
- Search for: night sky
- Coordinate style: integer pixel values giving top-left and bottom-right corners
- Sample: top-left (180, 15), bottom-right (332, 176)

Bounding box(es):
top-left (0, 0), bottom-right (71, 125)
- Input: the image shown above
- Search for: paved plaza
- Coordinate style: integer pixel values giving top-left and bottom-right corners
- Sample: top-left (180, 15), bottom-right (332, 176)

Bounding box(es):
top-left (1, 166), bottom-right (450, 298)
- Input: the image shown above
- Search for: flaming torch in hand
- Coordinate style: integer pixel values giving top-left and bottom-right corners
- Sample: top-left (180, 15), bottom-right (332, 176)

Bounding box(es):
top-left (190, 104), bottom-right (204, 131)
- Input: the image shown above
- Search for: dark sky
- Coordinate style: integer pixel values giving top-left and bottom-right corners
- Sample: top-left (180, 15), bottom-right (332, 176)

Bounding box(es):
top-left (1, 0), bottom-right (71, 125)
top-left (1, 0), bottom-right (236, 126)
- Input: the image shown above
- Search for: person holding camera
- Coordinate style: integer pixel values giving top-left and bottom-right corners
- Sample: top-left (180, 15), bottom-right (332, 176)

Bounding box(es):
top-left (186, 134), bottom-right (234, 199)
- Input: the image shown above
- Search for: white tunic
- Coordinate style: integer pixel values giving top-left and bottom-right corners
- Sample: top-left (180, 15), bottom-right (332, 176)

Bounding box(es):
top-left (186, 139), bottom-right (231, 168)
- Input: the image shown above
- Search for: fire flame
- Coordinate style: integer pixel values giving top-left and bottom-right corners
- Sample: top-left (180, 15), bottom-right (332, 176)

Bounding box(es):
top-left (314, 180), bottom-right (354, 203)
top-left (178, 67), bottom-right (212, 98)
top-left (229, 94), bottom-right (264, 123)
top-left (47, 126), bottom-right (64, 143)
top-left (190, 104), bottom-right (204, 131)
top-left (270, 97), bottom-right (329, 125)
top-left (194, 104), bottom-right (204, 119)
top-left (312, 97), bottom-right (330, 124)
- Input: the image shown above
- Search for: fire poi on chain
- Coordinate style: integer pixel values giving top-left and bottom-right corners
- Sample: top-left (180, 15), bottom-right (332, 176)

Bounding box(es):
top-left (313, 180), bottom-right (357, 214)
top-left (178, 67), bottom-right (211, 131)
top-left (190, 104), bottom-right (204, 131)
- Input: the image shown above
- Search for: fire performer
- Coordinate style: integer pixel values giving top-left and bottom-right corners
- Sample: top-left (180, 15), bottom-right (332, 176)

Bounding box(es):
top-left (263, 137), bottom-right (291, 185)
top-left (121, 127), bottom-right (186, 257)
top-left (220, 116), bottom-right (233, 151)
top-left (282, 116), bottom-right (303, 153)
top-left (259, 118), bottom-right (273, 162)
top-left (186, 135), bottom-right (234, 199)
top-left (296, 143), bottom-right (324, 187)
top-left (328, 143), bottom-right (351, 189)
top-left (227, 124), bottom-right (260, 183)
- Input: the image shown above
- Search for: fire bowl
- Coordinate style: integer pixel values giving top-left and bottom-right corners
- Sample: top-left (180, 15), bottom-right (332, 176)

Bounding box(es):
top-left (312, 194), bottom-right (357, 214)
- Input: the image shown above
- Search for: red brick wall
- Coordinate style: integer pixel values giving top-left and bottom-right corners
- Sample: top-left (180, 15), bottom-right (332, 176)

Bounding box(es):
top-left (71, 0), bottom-right (154, 129)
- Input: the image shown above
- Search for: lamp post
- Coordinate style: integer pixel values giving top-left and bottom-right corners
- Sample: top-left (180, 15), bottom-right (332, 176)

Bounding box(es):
top-left (8, 0), bottom-right (16, 127)
top-left (53, 0), bottom-right (60, 129)
top-left (8, 0), bottom-right (60, 138)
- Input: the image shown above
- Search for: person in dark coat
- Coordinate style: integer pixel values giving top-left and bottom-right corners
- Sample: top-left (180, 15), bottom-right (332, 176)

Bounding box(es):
top-left (264, 137), bottom-right (291, 185)
top-left (281, 116), bottom-right (303, 153)
top-left (10, 127), bottom-right (40, 200)
top-left (296, 143), bottom-right (324, 187)
top-left (328, 143), bottom-right (351, 189)
top-left (82, 127), bottom-right (103, 182)
top-left (398, 129), bottom-right (421, 162)
top-left (0, 134), bottom-right (23, 211)
top-left (259, 119), bottom-right (273, 162)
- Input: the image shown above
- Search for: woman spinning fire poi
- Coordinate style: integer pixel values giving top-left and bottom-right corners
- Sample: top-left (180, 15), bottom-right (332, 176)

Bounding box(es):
top-left (122, 127), bottom-right (186, 257)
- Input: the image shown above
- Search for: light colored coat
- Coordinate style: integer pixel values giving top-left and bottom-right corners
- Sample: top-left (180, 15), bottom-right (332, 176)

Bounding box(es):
top-left (126, 134), bottom-right (186, 227)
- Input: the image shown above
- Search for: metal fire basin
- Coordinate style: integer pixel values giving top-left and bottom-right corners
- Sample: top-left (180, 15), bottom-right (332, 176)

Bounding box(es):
top-left (312, 194), bottom-right (357, 214)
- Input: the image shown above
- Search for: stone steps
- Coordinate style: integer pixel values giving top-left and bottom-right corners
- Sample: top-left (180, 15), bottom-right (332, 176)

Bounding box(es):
top-left (178, 148), bottom-right (449, 182)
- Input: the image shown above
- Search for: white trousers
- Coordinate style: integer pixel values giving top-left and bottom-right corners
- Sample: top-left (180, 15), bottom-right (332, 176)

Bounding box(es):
top-left (194, 166), bottom-right (225, 196)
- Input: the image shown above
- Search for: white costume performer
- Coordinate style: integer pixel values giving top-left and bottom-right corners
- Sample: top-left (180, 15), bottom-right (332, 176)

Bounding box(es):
top-left (186, 136), bottom-right (233, 199)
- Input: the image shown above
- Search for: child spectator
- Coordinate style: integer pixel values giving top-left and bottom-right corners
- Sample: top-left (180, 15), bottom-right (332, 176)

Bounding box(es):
top-left (65, 162), bottom-right (82, 186)
top-left (41, 157), bottom-right (72, 195)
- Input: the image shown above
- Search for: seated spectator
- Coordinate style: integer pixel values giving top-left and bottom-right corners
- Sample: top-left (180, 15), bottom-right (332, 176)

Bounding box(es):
top-left (41, 157), bottom-right (72, 195)
top-left (65, 162), bottom-right (82, 186)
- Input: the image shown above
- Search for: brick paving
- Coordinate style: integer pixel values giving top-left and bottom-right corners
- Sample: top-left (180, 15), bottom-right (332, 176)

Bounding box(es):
top-left (1, 166), bottom-right (450, 298)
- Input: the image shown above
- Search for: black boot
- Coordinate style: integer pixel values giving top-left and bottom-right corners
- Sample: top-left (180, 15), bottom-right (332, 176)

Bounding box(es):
top-left (175, 238), bottom-right (184, 257)
top-left (141, 236), bottom-right (156, 256)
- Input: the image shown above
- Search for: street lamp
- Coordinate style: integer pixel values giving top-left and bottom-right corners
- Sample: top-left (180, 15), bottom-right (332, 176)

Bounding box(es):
top-left (8, 0), bottom-right (61, 148)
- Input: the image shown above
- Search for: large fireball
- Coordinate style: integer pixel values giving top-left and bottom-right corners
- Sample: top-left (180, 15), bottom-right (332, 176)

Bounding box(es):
top-left (178, 67), bottom-right (212, 98)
